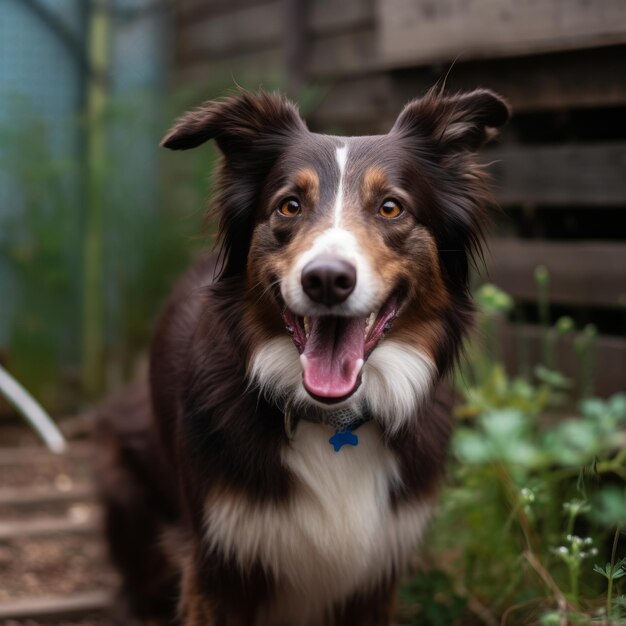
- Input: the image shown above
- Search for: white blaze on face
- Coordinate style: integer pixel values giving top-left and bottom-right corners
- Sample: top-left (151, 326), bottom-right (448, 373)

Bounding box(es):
top-left (281, 143), bottom-right (384, 317)
top-left (333, 145), bottom-right (348, 228)
top-left (281, 227), bottom-right (380, 316)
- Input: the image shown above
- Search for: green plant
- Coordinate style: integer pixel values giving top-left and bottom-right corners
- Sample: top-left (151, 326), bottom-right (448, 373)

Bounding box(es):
top-left (594, 529), bottom-right (626, 624)
top-left (0, 91), bottom-right (209, 409)
top-left (0, 115), bottom-right (82, 408)
top-left (398, 570), bottom-right (468, 625)
top-left (399, 282), bottom-right (626, 625)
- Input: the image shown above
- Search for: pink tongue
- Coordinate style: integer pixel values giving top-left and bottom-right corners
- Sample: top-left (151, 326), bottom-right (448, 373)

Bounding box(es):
top-left (302, 316), bottom-right (366, 399)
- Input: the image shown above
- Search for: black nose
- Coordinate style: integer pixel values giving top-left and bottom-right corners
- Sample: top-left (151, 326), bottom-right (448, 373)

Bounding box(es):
top-left (301, 256), bottom-right (357, 306)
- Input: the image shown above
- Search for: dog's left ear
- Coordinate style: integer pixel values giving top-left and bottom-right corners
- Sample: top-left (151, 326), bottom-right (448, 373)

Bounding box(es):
top-left (391, 88), bottom-right (510, 152)
top-left (160, 90), bottom-right (306, 155)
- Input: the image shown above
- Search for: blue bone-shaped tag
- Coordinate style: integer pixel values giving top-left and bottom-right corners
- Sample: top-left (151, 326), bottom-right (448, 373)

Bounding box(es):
top-left (329, 430), bottom-right (359, 452)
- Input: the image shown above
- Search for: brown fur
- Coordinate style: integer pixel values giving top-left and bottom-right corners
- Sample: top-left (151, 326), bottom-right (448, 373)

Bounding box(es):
top-left (96, 88), bottom-right (509, 625)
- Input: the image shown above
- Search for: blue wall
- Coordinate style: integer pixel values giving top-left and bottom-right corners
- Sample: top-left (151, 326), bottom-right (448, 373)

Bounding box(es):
top-left (0, 0), bottom-right (169, 380)
top-left (0, 0), bottom-right (84, 346)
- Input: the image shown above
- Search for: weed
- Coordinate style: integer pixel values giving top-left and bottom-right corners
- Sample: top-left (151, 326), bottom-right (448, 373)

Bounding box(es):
top-left (400, 280), bottom-right (626, 625)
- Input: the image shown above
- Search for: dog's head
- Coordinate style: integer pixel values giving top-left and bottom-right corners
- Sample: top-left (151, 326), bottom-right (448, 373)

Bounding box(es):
top-left (163, 89), bottom-right (509, 431)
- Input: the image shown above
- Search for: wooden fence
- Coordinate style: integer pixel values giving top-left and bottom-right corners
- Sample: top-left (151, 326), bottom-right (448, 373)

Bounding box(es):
top-left (172, 0), bottom-right (626, 395)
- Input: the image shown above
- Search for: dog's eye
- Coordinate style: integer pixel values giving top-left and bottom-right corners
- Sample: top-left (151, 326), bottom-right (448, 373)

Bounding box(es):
top-left (378, 199), bottom-right (403, 219)
top-left (277, 198), bottom-right (301, 218)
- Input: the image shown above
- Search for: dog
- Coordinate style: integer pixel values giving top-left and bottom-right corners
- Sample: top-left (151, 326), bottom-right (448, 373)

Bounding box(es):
top-left (95, 87), bottom-right (509, 626)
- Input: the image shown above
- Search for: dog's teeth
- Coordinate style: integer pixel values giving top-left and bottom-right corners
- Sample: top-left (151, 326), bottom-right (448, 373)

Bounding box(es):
top-left (365, 312), bottom-right (376, 336)
top-left (303, 316), bottom-right (310, 338)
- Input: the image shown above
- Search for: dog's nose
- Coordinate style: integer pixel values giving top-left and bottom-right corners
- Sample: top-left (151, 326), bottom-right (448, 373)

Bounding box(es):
top-left (301, 256), bottom-right (356, 306)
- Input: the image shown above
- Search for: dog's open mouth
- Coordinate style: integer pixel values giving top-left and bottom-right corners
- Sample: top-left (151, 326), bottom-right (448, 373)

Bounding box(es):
top-left (282, 294), bottom-right (399, 403)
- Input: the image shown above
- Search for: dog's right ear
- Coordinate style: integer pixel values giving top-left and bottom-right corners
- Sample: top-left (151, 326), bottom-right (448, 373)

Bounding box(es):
top-left (161, 91), bottom-right (307, 278)
top-left (160, 90), bottom-right (306, 154)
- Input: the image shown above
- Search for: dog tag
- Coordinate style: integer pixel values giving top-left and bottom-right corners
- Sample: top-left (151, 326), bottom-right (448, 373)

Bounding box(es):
top-left (329, 430), bottom-right (359, 452)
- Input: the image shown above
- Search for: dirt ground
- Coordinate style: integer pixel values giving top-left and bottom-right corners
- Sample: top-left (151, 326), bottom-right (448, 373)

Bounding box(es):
top-left (0, 535), bottom-right (116, 603)
top-left (0, 418), bottom-right (117, 625)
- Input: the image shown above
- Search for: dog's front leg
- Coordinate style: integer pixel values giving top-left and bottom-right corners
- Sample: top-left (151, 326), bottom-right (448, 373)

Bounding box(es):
top-left (179, 546), bottom-right (271, 626)
top-left (179, 559), bottom-right (218, 626)
top-left (333, 580), bottom-right (397, 626)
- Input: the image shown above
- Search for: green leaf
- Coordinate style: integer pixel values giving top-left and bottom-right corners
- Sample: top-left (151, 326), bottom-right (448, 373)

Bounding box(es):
top-left (580, 397), bottom-right (608, 419)
top-left (613, 557), bottom-right (626, 579)
top-left (454, 431), bottom-right (493, 464)
top-left (590, 488), bottom-right (626, 526)
top-left (609, 394), bottom-right (626, 420)
top-left (534, 365), bottom-right (573, 389)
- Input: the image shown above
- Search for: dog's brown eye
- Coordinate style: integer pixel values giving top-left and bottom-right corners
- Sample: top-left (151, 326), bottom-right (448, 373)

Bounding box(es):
top-left (277, 198), bottom-right (301, 218)
top-left (378, 199), bottom-right (403, 219)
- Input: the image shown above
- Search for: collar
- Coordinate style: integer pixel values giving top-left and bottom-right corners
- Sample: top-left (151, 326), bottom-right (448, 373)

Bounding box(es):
top-left (283, 403), bottom-right (371, 440)
top-left (326, 406), bottom-right (369, 432)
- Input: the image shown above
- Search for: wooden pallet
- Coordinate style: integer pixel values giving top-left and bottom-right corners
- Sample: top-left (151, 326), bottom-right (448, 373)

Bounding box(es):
top-left (0, 516), bottom-right (100, 541)
top-left (0, 590), bottom-right (111, 622)
top-left (0, 483), bottom-right (94, 508)
top-left (0, 444), bottom-right (113, 624)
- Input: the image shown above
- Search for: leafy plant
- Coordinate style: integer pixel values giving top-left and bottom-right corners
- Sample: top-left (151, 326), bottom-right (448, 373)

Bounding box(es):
top-left (0, 91), bottom-right (209, 409)
top-left (400, 281), bottom-right (626, 625)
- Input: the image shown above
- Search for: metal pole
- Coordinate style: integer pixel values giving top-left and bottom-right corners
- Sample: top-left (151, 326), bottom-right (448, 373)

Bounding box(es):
top-left (82, 0), bottom-right (110, 397)
top-left (0, 365), bottom-right (66, 453)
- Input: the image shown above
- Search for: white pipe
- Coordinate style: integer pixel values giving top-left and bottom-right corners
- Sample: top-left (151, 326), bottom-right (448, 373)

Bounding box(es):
top-left (0, 365), bottom-right (67, 454)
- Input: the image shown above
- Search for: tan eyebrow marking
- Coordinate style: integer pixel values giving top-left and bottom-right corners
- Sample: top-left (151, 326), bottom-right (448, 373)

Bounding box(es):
top-left (294, 168), bottom-right (320, 206)
top-left (362, 167), bottom-right (389, 204)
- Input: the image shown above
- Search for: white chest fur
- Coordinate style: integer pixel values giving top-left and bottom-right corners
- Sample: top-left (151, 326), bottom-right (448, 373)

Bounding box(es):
top-left (204, 422), bottom-right (433, 622)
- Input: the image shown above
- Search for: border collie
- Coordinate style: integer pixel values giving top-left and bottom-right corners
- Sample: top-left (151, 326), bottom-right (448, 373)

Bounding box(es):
top-left (96, 88), bottom-right (509, 626)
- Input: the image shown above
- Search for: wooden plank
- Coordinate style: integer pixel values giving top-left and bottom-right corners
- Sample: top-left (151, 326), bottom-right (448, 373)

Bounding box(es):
top-left (177, 48), bottom-right (284, 89)
top-left (484, 240), bottom-right (626, 309)
top-left (181, 30), bottom-right (379, 83)
top-left (0, 516), bottom-right (99, 541)
top-left (0, 590), bottom-right (111, 621)
top-left (0, 484), bottom-right (94, 508)
top-left (309, 0), bottom-right (374, 35)
top-left (179, 0), bottom-right (373, 37)
top-left (391, 46), bottom-right (626, 113)
top-left (182, 1), bottom-right (282, 60)
top-left (285, 0), bottom-right (307, 91)
top-left (486, 143), bottom-right (626, 207)
top-left (176, 44), bottom-right (626, 115)
top-left (379, 0), bottom-right (626, 68)
top-left (178, 0), bottom-right (269, 22)
top-left (494, 321), bottom-right (626, 397)
top-left (0, 442), bottom-right (93, 466)
top-left (310, 27), bottom-right (381, 80)
top-left (181, 17), bottom-right (379, 80)
top-left (310, 74), bottom-right (396, 133)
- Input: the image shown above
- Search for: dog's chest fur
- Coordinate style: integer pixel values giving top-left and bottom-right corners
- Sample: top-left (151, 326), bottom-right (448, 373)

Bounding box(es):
top-left (204, 421), bottom-right (433, 623)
